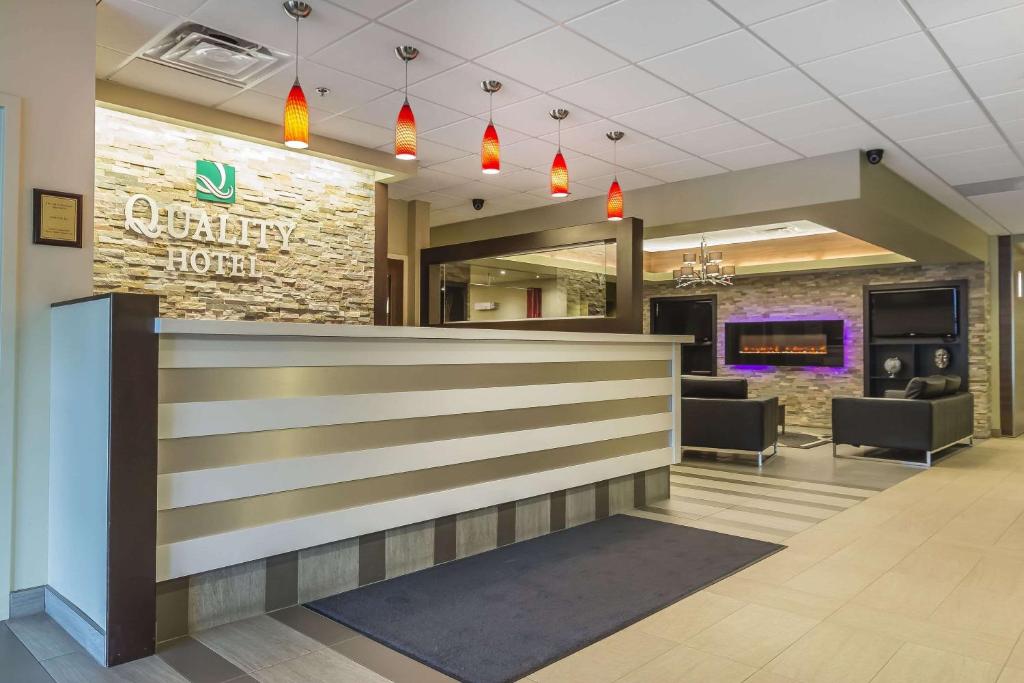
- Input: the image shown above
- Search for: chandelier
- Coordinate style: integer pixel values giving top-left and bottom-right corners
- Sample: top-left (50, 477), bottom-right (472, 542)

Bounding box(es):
top-left (673, 235), bottom-right (736, 287)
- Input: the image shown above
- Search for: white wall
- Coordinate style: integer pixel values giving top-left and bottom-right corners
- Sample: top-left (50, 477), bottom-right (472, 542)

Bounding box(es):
top-left (0, 0), bottom-right (97, 607)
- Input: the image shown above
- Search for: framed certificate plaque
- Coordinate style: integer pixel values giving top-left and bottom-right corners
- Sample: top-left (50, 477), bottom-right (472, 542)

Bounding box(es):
top-left (33, 189), bottom-right (83, 248)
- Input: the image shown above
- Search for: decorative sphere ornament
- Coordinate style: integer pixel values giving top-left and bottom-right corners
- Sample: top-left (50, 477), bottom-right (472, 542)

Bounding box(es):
top-left (883, 356), bottom-right (902, 378)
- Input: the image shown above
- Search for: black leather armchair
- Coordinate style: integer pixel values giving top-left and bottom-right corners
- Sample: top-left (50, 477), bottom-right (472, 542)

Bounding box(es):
top-left (680, 377), bottom-right (779, 466)
top-left (832, 375), bottom-right (974, 466)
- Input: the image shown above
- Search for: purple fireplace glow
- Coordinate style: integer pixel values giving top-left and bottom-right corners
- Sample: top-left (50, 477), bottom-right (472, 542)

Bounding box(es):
top-left (725, 320), bottom-right (844, 367)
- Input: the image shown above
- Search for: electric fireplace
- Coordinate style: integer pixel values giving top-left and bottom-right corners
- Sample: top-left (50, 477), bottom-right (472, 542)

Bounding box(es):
top-left (725, 320), bottom-right (844, 367)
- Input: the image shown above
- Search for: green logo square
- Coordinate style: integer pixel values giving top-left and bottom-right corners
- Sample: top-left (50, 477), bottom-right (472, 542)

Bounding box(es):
top-left (196, 160), bottom-right (236, 204)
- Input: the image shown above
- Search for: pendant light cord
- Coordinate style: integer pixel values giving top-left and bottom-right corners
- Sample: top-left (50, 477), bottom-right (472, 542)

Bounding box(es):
top-left (294, 16), bottom-right (299, 82)
top-left (404, 58), bottom-right (409, 103)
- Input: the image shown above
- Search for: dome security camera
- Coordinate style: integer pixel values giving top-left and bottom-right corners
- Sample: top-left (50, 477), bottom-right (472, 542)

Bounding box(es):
top-left (472, 198), bottom-right (485, 210)
top-left (865, 149), bottom-right (884, 165)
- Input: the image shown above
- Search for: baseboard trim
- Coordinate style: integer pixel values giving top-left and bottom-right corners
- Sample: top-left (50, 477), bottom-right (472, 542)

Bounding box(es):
top-left (44, 586), bottom-right (106, 665)
top-left (9, 586), bottom-right (45, 618)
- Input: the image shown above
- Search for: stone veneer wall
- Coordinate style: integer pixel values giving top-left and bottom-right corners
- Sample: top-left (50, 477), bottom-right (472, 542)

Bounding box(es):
top-left (153, 467), bottom-right (669, 639)
top-left (644, 262), bottom-right (991, 436)
top-left (94, 107), bottom-right (376, 323)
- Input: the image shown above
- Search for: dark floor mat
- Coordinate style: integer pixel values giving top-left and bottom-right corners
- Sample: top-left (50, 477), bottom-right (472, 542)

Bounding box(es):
top-left (308, 514), bottom-right (781, 683)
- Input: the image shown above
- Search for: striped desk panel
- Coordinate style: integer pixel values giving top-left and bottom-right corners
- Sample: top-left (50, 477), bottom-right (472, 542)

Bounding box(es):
top-left (156, 332), bottom-right (680, 581)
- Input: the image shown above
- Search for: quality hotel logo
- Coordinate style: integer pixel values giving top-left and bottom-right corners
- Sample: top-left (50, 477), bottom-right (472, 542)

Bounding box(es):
top-left (195, 160), bottom-right (236, 204)
top-left (122, 159), bottom-right (295, 279)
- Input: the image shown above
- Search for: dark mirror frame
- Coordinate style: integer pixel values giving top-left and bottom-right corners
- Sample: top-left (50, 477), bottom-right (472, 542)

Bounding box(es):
top-left (420, 218), bottom-right (643, 333)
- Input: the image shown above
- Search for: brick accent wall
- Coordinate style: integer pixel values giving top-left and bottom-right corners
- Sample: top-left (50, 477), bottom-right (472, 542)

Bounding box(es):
top-left (644, 262), bottom-right (991, 436)
top-left (94, 107), bottom-right (376, 323)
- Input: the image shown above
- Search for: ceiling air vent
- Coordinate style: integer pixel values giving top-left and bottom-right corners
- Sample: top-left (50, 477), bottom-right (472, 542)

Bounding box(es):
top-left (141, 23), bottom-right (286, 87)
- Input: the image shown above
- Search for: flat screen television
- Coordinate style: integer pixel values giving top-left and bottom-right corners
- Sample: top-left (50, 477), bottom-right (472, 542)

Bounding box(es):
top-left (870, 287), bottom-right (958, 338)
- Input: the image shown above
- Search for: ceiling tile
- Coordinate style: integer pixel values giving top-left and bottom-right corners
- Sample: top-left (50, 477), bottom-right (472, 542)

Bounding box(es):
top-left (743, 99), bottom-right (860, 140)
top-left (527, 182), bottom-right (604, 200)
top-left (310, 23), bottom-right (464, 89)
top-left (343, 91), bottom-right (465, 133)
top-left (639, 157), bottom-right (727, 182)
top-left (420, 117), bottom-right (527, 153)
top-left (802, 33), bottom-right (948, 96)
top-left (110, 59), bottom-right (241, 106)
top-left (567, 0), bottom-right (736, 62)
top-left (97, 46), bottom-right (130, 79)
top-left (427, 154), bottom-right (524, 180)
top-left (323, 0), bottom-right (410, 18)
top-left (540, 120), bottom-right (651, 156)
top-left (982, 90), bottom-right (1024, 123)
top-left (133, 0), bottom-right (208, 14)
top-left (311, 116), bottom-right (395, 148)
top-left (752, 0), bottom-right (918, 64)
top-left (700, 69), bottom-right (828, 119)
top-left (924, 145), bottom-right (1024, 185)
top-left (476, 27), bottom-right (627, 92)
top-left (930, 5), bottom-right (1024, 65)
top-left (902, 124), bottom-right (1008, 158)
top-left (714, 0), bottom-right (823, 24)
top-left (664, 121), bottom-right (771, 156)
top-left (430, 206), bottom-right (477, 225)
top-left (612, 97), bottom-right (730, 138)
top-left (908, 0), bottom-right (1024, 27)
top-left (969, 189), bottom-right (1024, 231)
top-left (389, 167), bottom-right (466, 193)
top-left (705, 142), bottom-right (802, 170)
top-left (551, 67), bottom-right (681, 118)
top-left (517, 0), bottom-right (616, 22)
top-left (252, 61), bottom-right (391, 114)
top-left (97, 0), bottom-right (177, 54)
top-left (406, 138), bottom-right (473, 165)
top-left (1001, 117), bottom-right (1024, 143)
top-left (641, 31), bottom-right (788, 94)
top-left (873, 100), bottom-right (990, 140)
top-left (489, 95), bottom-right (601, 137)
top-left (841, 71), bottom-right (971, 120)
top-left (409, 191), bottom-right (464, 210)
top-left (593, 140), bottom-right (693, 168)
top-left (499, 138), bottom-right (585, 168)
top-left (217, 89), bottom-right (331, 125)
top-left (486, 169), bottom-right (550, 193)
top-left (408, 63), bottom-right (539, 117)
top-left (529, 154), bottom-right (617, 181)
top-left (580, 169), bottom-right (664, 190)
top-left (379, 0), bottom-right (552, 59)
top-left (960, 53), bottom-right (1024, 98)
top-left (191, 0), bottom-right (367, 56)
top-left (780, 123), bottom-right (889, 157)
top-left (440, 179), bottom-right (519, 200)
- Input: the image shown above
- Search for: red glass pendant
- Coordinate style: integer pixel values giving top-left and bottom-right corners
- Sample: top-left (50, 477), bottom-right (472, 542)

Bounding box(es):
top-left (395, 98), bottom-right (417, 160)
top-left (284, 80), bottom-right (309, 149)
top-left (607, 177), bottom-right (623, 221)
top-left (481, 120), bottom-right (500, 174)
top-left (550, 150), bottom-right (569, 197)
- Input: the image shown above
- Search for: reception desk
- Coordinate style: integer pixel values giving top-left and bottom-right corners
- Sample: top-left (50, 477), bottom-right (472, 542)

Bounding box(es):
top-left (48, 293), bottom-right (683, 665)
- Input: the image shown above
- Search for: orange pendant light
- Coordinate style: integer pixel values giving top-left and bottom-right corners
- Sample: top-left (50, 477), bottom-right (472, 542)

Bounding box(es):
top-left (394, 46), bottom-right (420, 160)
top-left (606, 131), bottom-right (625, 221)
top-left (282, 1), bottom-right (311, 150)
top-left (549, 108), bottom-right (570, 197)
top-left (284, 80), bottom-right (309, 149)
top-left (480, 80), bottom-right (502, 174)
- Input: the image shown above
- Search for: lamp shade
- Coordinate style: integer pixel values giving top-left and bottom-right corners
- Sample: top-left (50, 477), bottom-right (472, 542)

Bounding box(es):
top-left (721, 265), bottom-right (736, 276)
top-left (284, 80), bottom-right (309, 149)
top-left (550, 150), bottom-right (569, 197)
top-left (682, 252), bottom-right (697, 263)
top-left (705, 263), bottom-right (720, 275)
top-left (481, 120), bottom-right (500, 174)
top-left (707, 251), bottom-right (723, 263)
top-left (395, 98), bottom-right (417, 160)
top-left (606, 178), bottom-right (623, 221)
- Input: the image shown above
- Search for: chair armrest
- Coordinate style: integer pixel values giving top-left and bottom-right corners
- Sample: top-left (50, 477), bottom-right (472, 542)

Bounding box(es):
top-left (929, 393), bottom-right (974, 449)
top-left (832, 397), bottom-right (931, 451)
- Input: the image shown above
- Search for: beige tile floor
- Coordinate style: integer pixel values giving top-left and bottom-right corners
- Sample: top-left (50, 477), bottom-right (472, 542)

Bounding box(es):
top-left (524, 436), bottom-right (1024, 682)
top-left (7, 436), bottom-right (1024, 682)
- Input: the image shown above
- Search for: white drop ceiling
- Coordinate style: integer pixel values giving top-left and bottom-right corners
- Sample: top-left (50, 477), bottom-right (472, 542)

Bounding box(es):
top-left (643, 220), bottom-right (836, 252)
top-left (96, 0), bottom-right (1024, 233)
